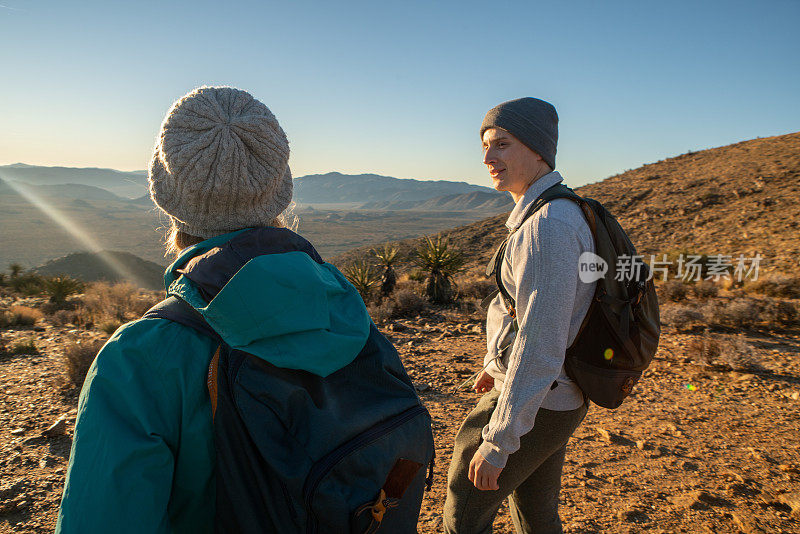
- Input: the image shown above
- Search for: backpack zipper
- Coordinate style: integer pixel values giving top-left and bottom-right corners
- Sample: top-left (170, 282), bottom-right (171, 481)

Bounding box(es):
top-left (302, 404), bottom-right (429, 534)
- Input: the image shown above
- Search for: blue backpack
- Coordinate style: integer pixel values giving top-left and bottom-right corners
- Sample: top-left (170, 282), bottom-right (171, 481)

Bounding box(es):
top-left (144, 230), bottom-right (434, 533)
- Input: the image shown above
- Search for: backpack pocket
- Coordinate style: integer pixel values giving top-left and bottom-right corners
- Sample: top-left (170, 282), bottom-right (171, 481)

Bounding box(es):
top-left (303, 405), bottom-right (433, 534)
top-left (565, 356), bottom-right (641, 409)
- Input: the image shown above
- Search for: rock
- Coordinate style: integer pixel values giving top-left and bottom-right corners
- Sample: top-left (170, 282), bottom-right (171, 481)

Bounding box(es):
top-left (596, 427), bottom-right (612, 444)
top-left (617, 508), bottom-right (649, 523)
top-left (791, 391), bottom-right (799, 401)
top-left (636, 440), bottom-right (649, 450)
top-left (0, 480), bottom-right (26, 501)
top-left (668, 490), bottom-right (721, 510)
top-left (10, 428), bottom-right (25, 436)
top-left (677, 460), bottom-right (699, 471)
top-left (414, 382), bottom-right (430, 392)
top-left (731, 511), bottom-right (766, 533)
top-left (778, 492), bottom-right (800, 517)
top-left (43, 416), bottom-right (67, 437)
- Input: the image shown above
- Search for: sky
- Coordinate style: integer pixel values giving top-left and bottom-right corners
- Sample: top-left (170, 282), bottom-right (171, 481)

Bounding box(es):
top-left (1, 0), bottom-right (798, 187)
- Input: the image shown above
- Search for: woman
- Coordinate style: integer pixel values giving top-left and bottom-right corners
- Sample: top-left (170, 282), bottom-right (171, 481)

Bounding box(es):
top-left (56, 86), bottom-right (432, 533)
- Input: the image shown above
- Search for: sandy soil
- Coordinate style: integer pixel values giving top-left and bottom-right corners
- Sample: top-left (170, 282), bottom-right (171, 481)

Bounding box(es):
top-left (1, 313), bottom-right (799, 533)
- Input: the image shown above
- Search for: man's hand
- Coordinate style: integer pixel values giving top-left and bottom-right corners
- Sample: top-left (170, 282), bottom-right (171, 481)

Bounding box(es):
top-left (473, 370), bottom-right (494, 393)
top-left (468, 450), bottom-right (502, 491)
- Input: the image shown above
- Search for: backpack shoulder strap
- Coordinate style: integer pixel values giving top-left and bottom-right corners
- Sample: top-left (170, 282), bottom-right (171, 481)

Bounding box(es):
top-left (142, 295), bottom-right (221, 341)
top-left (485, 183), bottom-right (588, 316)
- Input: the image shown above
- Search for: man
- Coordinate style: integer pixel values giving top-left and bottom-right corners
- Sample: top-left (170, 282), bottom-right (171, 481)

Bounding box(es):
top-left (444, 97), bottom-right (595, 534)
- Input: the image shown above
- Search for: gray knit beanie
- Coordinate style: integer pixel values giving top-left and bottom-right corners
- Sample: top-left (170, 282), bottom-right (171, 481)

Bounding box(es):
top-left (480, 97), bottom-right (559, 170)
top-left (149, 86), bottom-right (292, 238)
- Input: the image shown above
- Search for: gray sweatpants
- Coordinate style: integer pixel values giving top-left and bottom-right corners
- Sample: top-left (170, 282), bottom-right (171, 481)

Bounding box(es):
top-left (443, 390), bottom-right (588, 534)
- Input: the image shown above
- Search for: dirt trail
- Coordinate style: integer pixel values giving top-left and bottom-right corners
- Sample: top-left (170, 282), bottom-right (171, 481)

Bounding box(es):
top-left (2, 317), bottom-right (800, 533)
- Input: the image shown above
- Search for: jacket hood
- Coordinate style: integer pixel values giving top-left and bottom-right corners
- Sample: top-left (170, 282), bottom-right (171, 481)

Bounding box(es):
top-left (163, 227), bottom-right (371, 377)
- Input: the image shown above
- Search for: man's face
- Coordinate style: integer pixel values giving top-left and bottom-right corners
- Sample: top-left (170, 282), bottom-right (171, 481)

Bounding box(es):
top-left (481, 128), bottom-right (543, 197)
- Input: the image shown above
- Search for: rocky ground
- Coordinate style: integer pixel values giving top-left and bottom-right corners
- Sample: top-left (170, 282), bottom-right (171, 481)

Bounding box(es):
top-left (2, 305), bottom-right (800, 533)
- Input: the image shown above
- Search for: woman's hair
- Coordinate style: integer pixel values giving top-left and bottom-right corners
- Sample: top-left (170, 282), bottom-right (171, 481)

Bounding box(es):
top-left (163, 203), bottom-right (298, 256)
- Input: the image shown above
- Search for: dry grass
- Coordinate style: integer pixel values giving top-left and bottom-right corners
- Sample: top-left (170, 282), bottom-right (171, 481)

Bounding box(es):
top-left (744, 274), bottom-right (800, 299)
top-left (660, 303), bottom-right (703, 332)
top-left (687, 332), bottom-right (764, 372)
top-left (456, 275), bottom-right (496, 301)
top-left (699, 298), bottom-right (762, 328)
top-left (98, 319), bottom-right (124, 335)
top-left (62, 338), bottom-right (107, 388)
top-left (76, 282), bottom-right (160, 329)
top-left (0, 305), bottom-right (44, 328)
top-left (50, 309), bottom-right (79, 327)
top-left (692, 280), bottom-right (719, 299)
top-left (368, 285), bottom-right (428, 324)
top-left (658, 280), bottom-right (688, 302)
top-left (663, 294), bottom-right (798, 332)
top-left (10, 338), bottom-right (37, 355)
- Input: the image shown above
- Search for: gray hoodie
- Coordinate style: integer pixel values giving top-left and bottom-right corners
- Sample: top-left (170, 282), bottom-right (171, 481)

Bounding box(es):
top-left (479, 171), bottom-right (596, 468)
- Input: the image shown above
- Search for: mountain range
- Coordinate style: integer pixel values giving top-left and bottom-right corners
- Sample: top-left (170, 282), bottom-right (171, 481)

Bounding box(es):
top-left (335, 132), bottom-right (800, 275)
top-left (0, 165), bottom-right (507, 210)
top-left (0, 165), bottom-right (512, 275)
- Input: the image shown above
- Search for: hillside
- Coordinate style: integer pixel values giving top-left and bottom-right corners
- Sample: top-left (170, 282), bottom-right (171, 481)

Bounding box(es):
top-left (294, 172), bottom-right (492, 204)
top-left (361, 190), bottom-right (513, 212)
top-left (334, 132), bottom-right (800, 274)
top-left (0, 164), bottom-right (148, 199)
top-left (33, 251), bottom-right (165, 290)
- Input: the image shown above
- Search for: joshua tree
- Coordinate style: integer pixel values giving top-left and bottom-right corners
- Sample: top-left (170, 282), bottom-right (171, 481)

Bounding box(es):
top-left (414, 235), bottom-right (465, 304)
top-left (343, 260), bottom-right (381, 303)
top-left (372, 244), bottom-right (400, 298)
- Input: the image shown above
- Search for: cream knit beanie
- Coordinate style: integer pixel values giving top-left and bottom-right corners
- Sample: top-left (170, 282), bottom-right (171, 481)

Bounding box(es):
top-left (148, 86), bottom-right (293, 238)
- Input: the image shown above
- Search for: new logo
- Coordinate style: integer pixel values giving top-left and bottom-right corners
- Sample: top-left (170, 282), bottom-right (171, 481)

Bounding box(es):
top-left (578, 252), bottom-right (607, 283)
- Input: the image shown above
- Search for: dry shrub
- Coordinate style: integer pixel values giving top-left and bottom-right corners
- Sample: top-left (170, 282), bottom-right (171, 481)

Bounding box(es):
top-left (368, 288), bottom-right (427, 324)
top-left (0, 305), bottom-right (44, 328)
top-left (764, 300), bottom-right (798, 327)
top-left (457, 297), bottom-right (484, 318)
top-left (689, 332), bottom-right (763, 372)
top-left (700, 298), bottom-right (761, 328)
top-left (660, 303), bottom-right (703, 332)
top-left (659, 280), bottom-right (688, 302)
top-left (744, 274), bottom-right (800, 299)
top-left (51, 309), bottom-right (79, 326)
top-left (10, 338), bottom-right (37, 355)
top-left (77, 282), bottom-right (160, 328)
top-left (99, 319), bottom-right (124, 335)
top-left (692, 280), bottom-right (719, 299)
top-left (457, 277), bottom-right (496, 301)
top-left (63, 338), bottom-right (107, 388)
top-left (9, 273), bottom-right (47, 296)
top-left (367, 303), bottom-right (392, 325)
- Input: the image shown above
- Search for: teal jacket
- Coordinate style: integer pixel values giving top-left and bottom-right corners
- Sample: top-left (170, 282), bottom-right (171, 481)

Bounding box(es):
top-left (56, 229), bottom-right (372, 533)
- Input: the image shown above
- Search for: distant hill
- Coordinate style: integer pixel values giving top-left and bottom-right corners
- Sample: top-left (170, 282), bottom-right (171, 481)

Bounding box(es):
top-left (334, 132), bottom-right (800, 274)
top-left (8, 182), bottom-right (127, 202)
top-left (361, 190), bottom-right (513, 211)
top-left (0, 164), bottom-right (148, 199)
top-left (34, 250), bottom-right (165, 290)
top-left (294, 172), bottom-right (493, 204)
